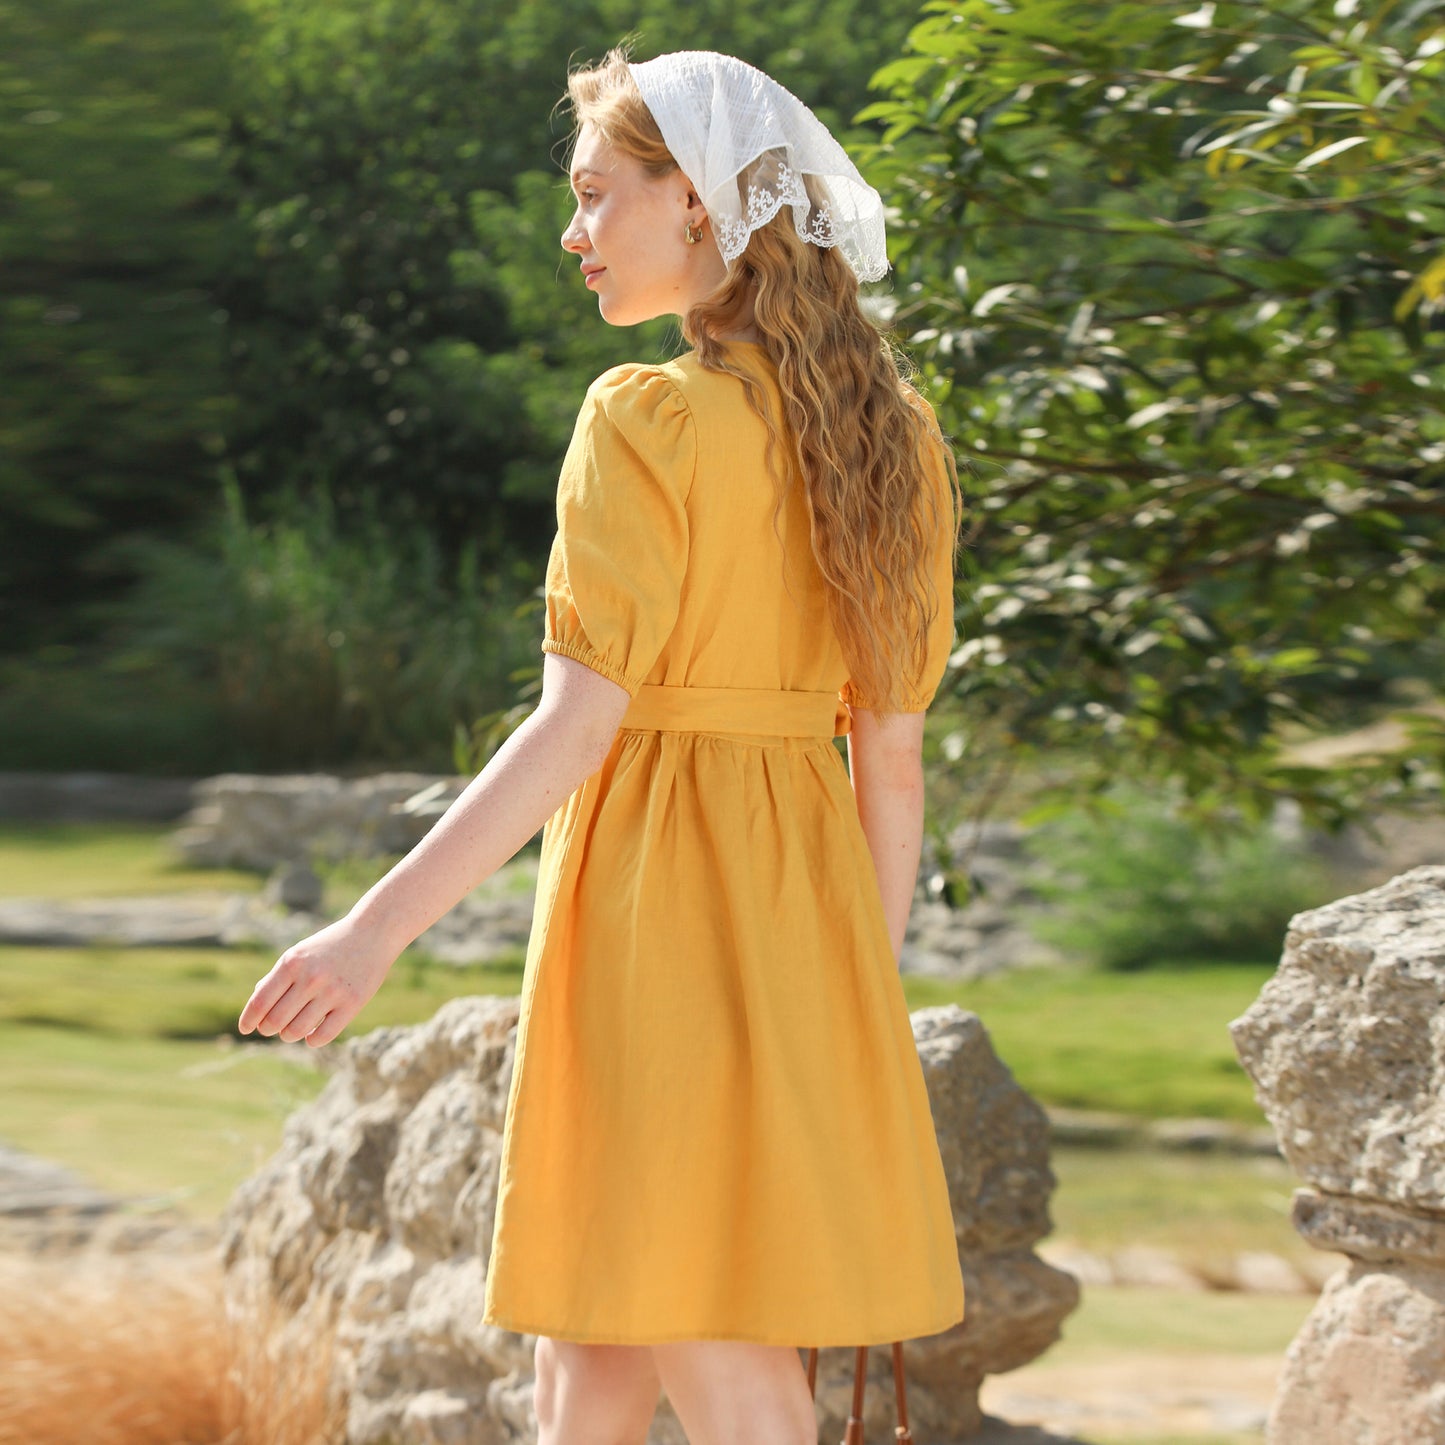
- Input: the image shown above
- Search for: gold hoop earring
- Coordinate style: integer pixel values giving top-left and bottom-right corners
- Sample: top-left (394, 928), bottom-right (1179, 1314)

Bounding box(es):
top-left (684, 220), bottom-right (703, 245)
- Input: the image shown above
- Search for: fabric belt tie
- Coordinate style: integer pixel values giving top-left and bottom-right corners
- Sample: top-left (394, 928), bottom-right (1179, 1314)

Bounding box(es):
top-left (621, 684), bottom-right (851, 738)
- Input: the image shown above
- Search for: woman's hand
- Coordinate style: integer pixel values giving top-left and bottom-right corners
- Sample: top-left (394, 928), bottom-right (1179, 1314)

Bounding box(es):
top-left (238, 911), bottom-right (398, 1049)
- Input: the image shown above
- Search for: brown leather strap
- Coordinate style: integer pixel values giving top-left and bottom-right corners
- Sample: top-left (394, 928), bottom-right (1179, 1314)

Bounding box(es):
top-left (804, 1342), bottom-right (913, 1443)
top-left (892, 1340), bottom-right (914, 1444)
top-left (844, 1344), bottom-right (868, 1443)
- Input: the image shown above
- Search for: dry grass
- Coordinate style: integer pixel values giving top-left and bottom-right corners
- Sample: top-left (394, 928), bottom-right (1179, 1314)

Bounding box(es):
top-left (0, 1247), bottom-right (345, 1445)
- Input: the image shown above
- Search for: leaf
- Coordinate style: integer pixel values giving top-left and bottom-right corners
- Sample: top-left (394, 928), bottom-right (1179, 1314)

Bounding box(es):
top-left (1295, 135), bottom-right (1370, 168)
top-left (1173, 3), bottom-right (1216, 28)
top-left (1351, 62), bottom-right (1379, 104)
top-left (1395, 250), bottom-right (1445, 322)
top-left (972, 282), bottom-right (1023, 317)
top-left (854, 101), bottom-right (915, 124)
top-left (867, 56), bottom-right (938, 93)
top-left (1191, 118), bottom-right (1284, 157)
top-left (1125, 399), bottom-right (1183, 430)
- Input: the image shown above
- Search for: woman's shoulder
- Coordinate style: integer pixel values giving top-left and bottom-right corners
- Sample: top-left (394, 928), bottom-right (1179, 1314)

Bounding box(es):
top-left (587, 349), bottom-right (767, 408)
top-left (572, 361), bottom-right (698, 496)
top-left (582, 359), bottom-right (696, 428)
top-left (586, 354), bottom-right (702, 395)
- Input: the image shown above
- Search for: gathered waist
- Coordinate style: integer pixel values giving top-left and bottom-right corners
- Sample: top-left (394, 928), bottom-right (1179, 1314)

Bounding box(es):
top-left (620, 684), bottom-right (851, 739)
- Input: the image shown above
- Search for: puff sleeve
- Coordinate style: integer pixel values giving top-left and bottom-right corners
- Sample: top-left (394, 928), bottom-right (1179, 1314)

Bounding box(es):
top-left (840, 393), bottom-right (960, 713)
top-left (541, 364), bottom-right (695, 696)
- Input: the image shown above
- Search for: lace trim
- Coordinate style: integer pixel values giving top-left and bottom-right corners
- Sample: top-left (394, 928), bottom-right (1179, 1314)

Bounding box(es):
top-left (714, 159), bottom-right (882, 281)
top-left (713, 160), bottom-right (861, 270)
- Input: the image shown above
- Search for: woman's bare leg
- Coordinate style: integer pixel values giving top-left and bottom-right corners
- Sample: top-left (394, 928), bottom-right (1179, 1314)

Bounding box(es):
top-left (534, 1336), bottom-right (663, 1445)
top-left (651, 1341), bottom-right (817, 1445)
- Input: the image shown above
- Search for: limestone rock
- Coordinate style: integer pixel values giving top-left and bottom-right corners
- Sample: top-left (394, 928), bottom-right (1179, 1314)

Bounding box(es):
top-left (172, 772), bottom-right (468, 870)
top-left (1229, 864), bottom-right (1445, 1211)
top-left (1228, 1250), bottom-right (1309, 1295)
top-left (0, 1141), bottom-right (115, 1220)
top-left (0, 770), bottom-right (197, 822)
top-left (264, 860), bottom-right (325, 913)
top-left (221, 996), bottom-right (1078, 1443)
top-left (0, 892), bottom-right (256, 948)
top-left (1108, 1245), bottom-right (1209, 1292)
top-left (1230, 865), bottom-right (1445, 1444)
top-left (1268, 1260), bottom-right (1445, 1442)
top-left (1292, 1187), bottom-right (1445, 1268)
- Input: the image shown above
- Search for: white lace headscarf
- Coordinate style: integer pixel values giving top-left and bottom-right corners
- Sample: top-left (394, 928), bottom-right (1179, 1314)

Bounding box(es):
top-left (627, 50), bottom-right (889, 283)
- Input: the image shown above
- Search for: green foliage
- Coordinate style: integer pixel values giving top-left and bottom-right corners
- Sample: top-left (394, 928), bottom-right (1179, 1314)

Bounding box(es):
top-left (868, 0), bottom-right (1445, 831)
top-left (1022, 783), bottom-right (1335, 970)
top-left (107, 474), bottom-right (544, 769)
top-left (0, 648), bottom-right (231, 775)
top-left (0, 0), bottom-right (238, 648)
top-left (0, 472), bottom-right (543, 773)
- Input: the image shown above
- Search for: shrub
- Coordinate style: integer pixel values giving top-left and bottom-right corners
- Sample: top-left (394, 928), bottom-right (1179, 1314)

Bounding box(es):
top-left (1024, 782), bottom-right (1336, 970)
top-left (0, 1249), bottom-right (342, 1445)
top-left (103, 471), bottom-right (543, 770)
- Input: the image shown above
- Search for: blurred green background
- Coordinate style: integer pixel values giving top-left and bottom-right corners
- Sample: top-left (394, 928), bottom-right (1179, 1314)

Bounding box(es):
top-left (3, 0), bottom-right (1440, 805)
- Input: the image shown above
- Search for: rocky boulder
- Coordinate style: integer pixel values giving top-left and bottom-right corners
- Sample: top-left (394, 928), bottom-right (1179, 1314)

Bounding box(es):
top-left (171, 773), bottom-right (466, 870)
top-left (1231, 864), bottom-right (1445, 1444)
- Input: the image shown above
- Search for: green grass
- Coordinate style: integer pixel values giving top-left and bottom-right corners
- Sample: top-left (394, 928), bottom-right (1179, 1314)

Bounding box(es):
top-left (1051, 1285), bottom-right (1311, 1361)
top-left (907, 962), bottom-right (1273, 1125)
top-left (0, 943), bottom-right (525, 1217)
top-left (0, 821), bottom-right (1277, 1132)
top-left (1, 944), bottom-right (267, 1039)
top-left (1046, 1145), bottom-right (1309, 1273)
top-left (0, 1022), bottom-right (328, 1216)
top-left (0, 821), bottom-right (260, 898)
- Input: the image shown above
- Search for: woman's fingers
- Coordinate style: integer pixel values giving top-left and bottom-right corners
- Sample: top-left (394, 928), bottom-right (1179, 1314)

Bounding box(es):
top-left (238, 965), bottom-right (291, 1034)
top-left (304, 1009), bottom-right (346, 1049)
top-left (277, 994), bottom-right (332, 1043)
top-left (245, 979), bottom-right (304, 1036)
top-left (238, 953), bottom-right (305, 1035)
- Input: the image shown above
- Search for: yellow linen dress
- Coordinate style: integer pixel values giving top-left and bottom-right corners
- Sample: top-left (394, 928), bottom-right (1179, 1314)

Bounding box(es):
top-left (480, 341), bottom-right (965, 1347)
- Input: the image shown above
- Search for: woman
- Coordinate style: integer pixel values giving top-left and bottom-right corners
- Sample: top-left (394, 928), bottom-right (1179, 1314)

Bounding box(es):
top-left (240, 46), bottom-right (965, 1445)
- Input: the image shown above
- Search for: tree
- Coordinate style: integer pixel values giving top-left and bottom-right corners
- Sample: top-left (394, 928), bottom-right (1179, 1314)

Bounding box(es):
top-left (865, 0), bottom-right (1445, 830)
top-left (0, 0), bottom-right (237, 650)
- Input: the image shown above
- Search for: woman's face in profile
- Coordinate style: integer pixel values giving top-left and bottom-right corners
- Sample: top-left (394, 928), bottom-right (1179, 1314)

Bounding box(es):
top-left (561, 121), bottom-right (724, 327)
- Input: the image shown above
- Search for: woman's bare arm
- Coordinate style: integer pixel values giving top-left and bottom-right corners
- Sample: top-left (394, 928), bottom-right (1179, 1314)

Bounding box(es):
top-left (237, 652), bottom-right (631, 1047)
top-left (845, 707), bottom-right (927, 966)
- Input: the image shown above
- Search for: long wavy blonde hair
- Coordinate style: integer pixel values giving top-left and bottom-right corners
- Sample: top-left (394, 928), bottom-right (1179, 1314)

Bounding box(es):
top-left (565, 48), bottom-right (963, 718)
